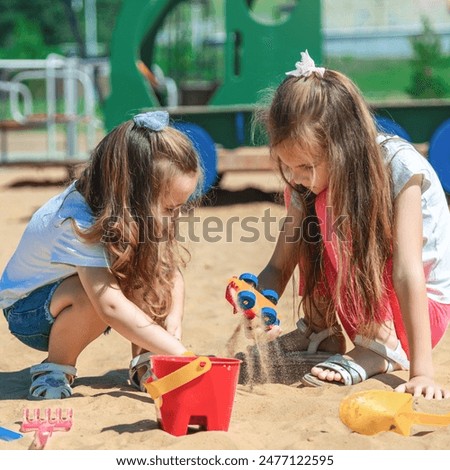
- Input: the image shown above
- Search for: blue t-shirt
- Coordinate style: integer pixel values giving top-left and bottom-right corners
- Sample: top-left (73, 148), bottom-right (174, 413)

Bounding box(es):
top-left (0, 182), bottom-right (109, 309)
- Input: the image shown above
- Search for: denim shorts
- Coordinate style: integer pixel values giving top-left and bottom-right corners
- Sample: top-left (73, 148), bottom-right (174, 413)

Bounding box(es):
top-left (2, 281), bottom-right (62, 352)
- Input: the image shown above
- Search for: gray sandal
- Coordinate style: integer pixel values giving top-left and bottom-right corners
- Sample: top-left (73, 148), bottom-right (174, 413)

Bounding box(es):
top-left (29, 363), bottom-right (77, 400)
top-left (301, 335), bottom-right (410, 387)
top-left (128, 352), bottom-right (155, 392)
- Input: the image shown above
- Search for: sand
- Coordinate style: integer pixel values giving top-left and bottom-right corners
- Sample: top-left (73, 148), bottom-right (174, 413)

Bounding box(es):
top-left (0, 164), bottom-right (449, 455)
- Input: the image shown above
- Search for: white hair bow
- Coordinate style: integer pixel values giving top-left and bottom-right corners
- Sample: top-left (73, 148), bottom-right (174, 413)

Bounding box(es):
top-left (285, 50), bottom-right (325, 78)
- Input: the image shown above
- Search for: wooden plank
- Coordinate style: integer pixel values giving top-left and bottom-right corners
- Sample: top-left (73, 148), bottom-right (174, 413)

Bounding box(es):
top-left (217, 146), bottom-right (275, 172)
top-left (0, 114), bottom-right (78, 131)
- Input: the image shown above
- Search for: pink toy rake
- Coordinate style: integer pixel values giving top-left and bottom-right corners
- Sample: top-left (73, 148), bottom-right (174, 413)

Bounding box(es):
top-left (20, 408), bottom-right (73, 449)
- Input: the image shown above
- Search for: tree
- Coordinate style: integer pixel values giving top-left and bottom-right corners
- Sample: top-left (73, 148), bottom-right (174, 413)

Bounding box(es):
top-left (0, 1), bottom-right (72, 55)
top-left (0, 15), bottom-right (57, 59)
top-left (0, 0), bottom-right (123, 58)
top-left (407, 16), bottom-right (449, 99)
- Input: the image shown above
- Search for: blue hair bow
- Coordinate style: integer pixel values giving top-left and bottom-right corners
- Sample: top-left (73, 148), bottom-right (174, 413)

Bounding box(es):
top-left (133, 110), bottom-right (169, 131)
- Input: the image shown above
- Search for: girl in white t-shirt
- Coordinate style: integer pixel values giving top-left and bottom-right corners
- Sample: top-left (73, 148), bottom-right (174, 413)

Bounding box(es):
top-left (0, 111), bottom-right (201, 399)
top-left (253, 51), bottom-right (450, 399)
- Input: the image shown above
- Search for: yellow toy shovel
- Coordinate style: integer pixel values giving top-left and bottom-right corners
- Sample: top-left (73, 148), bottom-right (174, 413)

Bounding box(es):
top-left (339, 390), bottom-right (450, 436)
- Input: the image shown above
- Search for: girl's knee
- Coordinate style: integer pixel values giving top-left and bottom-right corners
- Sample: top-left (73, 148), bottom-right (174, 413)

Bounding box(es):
top-left (50, 275), bottom-right (94, 317)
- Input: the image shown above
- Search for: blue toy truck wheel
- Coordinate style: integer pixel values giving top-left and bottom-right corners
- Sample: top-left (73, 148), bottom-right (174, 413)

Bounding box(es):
top-left (261, 307), bottom-right (280, 326)
top-left (239, 273), bottom-right (258, 288)
top-left (237, 290), bottom-right (256, 309)
top-left (260, 289), bottom-right (279, 305)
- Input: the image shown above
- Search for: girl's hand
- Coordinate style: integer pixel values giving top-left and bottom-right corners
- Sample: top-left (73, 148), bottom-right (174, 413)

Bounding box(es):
top-left (164, 269), bottom-right (184, 342)
top-left (165, 312), bottom-right (182, 341)
top-left (395, 376), bottom-right (450, 400)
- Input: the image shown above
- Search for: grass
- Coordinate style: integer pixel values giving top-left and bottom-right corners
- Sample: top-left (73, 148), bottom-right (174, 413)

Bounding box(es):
top-left (325, 56), bottom-right (450, 101)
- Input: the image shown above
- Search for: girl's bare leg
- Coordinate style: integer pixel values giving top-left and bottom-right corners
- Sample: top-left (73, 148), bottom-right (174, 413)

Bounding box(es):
top-left (269, 296), bottom-right (346, 355)
top-left (48, 275), bottom-right (108, 366)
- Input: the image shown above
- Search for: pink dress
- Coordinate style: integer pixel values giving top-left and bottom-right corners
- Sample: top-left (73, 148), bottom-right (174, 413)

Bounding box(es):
top-left (286, 186), bottom-right (450, 358)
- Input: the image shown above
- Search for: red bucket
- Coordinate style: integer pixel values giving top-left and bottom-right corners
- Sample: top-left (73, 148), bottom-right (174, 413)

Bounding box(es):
top-left (145, 355), bottom-right (241, 436)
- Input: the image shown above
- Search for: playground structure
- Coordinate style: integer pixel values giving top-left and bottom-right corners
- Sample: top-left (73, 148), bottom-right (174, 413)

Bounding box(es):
top-left (0, 54), bottom-right (102, 163)
top-left (105, 0), bottom-right (322, 144)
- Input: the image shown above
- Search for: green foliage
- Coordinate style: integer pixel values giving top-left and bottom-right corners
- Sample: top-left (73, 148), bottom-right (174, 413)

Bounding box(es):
top-left (0, 1), bottom-right (71, 52)
top-left (152, 1), bottom-right (224, 83)
top-left (406, 16), bottom-right (449, 99)
top-left (0, 15), bottom-right (59, 59)
top-left (92, 0), bottom-right (124, 55)
top-left (325, 56), bottom-right (411, 100)
top-left (0, 0), bottom-right (122, 58)
top-left (154, 41), bottom-right (224, 83)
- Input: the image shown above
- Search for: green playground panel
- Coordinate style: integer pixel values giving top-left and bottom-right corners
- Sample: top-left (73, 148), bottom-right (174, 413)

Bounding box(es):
top-left (104, 0), bottom-right (322, 135)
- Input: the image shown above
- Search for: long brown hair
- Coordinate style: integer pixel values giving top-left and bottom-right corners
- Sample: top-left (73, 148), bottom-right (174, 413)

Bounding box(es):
top-left (76, 120), bottom-right (201, 325)
top-left (260, 70), bottom-right (393, 335)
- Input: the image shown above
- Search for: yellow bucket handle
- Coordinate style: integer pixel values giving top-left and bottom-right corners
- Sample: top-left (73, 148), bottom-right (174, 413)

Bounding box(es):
top-left (144, 353), bottom-right (212, 407)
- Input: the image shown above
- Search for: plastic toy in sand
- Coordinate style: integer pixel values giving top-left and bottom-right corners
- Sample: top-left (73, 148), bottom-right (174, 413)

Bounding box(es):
top-left (0, 426), bottom-right (22, 441)
top-left (143, 354), bottom-right (241, 436)
top-left (225, 272), bottom-right (282, 342)
top-left (340, 390), bottom-right (450, 436)
top-left (20, 408), bottom-right (73, 449)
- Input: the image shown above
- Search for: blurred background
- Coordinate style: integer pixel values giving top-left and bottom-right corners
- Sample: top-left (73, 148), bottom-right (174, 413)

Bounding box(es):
top-left (0, 0), bottom-right (449, 193)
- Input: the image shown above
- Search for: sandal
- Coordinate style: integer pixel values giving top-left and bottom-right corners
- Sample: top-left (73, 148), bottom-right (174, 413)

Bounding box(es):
top-left (29, 363), bottom-right (77, 400)
top-left (129, 352), bottom-right (155, 392)
top-left (301, 335), bottom-right (410, 387)
top-left (295, 318), bottom-right (343, 354)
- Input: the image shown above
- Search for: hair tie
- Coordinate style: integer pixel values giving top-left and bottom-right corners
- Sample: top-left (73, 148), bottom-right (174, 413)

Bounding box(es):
top-left (285, 50), bottom-right (325, 78)
top-left (133, 110), bottom-right (169, 131)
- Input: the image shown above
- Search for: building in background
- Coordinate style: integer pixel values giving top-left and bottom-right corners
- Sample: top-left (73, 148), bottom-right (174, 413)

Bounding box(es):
top-left (323, 0), bottom-right (450, 57)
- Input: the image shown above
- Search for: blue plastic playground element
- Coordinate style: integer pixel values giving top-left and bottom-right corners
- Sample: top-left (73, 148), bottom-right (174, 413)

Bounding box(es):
top-left (428, 118), bottom-right (450, 194)
top-left (173, 121), bottom-right (218, 196)
top-left (375, 116), bottom-right (412, 142)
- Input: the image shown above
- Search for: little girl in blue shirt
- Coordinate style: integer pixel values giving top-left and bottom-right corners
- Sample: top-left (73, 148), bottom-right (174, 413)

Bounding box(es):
top-left (0, 111), bottom-right (201, 399)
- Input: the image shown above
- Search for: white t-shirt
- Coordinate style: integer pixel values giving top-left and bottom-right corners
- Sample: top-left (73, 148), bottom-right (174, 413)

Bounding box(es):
top-left (289, 135), bottom-right (450, 304)
top-left (0, 182), bottom-right (109, 309)
top-left (378, 134), bottom-right (450, 304)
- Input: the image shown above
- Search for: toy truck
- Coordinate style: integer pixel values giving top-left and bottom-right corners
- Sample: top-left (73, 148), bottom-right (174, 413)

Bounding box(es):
top-left (225, 273), bottom-right (281, 341)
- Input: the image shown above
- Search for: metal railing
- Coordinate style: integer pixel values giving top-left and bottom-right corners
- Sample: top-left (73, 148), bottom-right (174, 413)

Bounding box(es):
top-left (0, 54), bottom-right (102, 163)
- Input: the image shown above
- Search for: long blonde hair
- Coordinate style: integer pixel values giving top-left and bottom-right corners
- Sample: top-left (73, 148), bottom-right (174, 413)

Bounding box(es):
top-left (76, 120), bottom-right (201, 325)
top-left (262, 70), bottom-right (393, 334)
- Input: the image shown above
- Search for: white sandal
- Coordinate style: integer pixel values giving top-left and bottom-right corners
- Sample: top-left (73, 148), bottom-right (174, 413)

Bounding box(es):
top-left (301, 335), bottom-right (410, 387)
top-left (295, 318), bottom-right (342, 354)
top-left (29, 363), bottom-right (77, 400)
